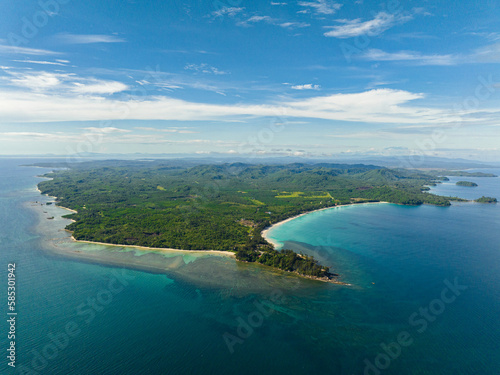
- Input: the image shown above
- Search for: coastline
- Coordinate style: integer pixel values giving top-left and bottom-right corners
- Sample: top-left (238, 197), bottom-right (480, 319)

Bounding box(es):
top-left (30, 175), bottom-right (351, 288)
top-left (35, 183), bottom-right (234, 257)
top-left (26, 199), bottom-right (299, 294)
top-left (61, 200), bottom-right (390, 259)
top-left (29, 198), bottom-right (344, 289)
top-left (71, 237), bottom-right (235, 257)
top-left (262, 201), bottom-right (389, 248)
top-left (35, 181), bottom-right (382, 285)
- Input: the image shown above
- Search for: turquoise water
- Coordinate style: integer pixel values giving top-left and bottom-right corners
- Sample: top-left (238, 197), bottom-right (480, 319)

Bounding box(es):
top-left (1, 159), bottom-right (499, 374)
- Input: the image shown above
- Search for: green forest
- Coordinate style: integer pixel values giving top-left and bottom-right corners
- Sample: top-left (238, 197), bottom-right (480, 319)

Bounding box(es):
top-left (36, 160), bottom-right (470, 280)
top-left (456, 181), bottom-right (478, 187)
top-left (475, 196), bottom-right (497, 203)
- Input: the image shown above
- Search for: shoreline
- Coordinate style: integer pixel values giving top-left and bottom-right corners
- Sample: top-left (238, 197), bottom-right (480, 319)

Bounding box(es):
top-left (36, 185), bottom-right (78, 213)
top-left (30, 180), bottom-right (351, 288)
top-left (34, 181), bottom-right (381, 285)
top-left (71, 237), bottom-right (235, 257)
top-left (35, 184), bottom-right (235, 257)
top-left (262, 201), bottom-right (389, 248)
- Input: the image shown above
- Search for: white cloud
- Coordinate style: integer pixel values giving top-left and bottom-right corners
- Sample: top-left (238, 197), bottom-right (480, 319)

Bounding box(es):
top-left (247, 15), bottom-right (274, 23)
top-left (4, 70), bottom-right (128, 95)
top-left (72, 80), bottom-right (129, 94)
top-left (134, 127), bottom-right (198, 134)
top-left (0, 85), bottom-right (469, 126)
top-left (211, 7), bottom-right (245, 18)
top-left (55, 33), bottom-right (126, 44)
top-left (0, 44), bottom-right (60, 56)
top-left (83, 127), bottom-right (131, 134)
top-left (237, 15), bottom-right (276, 27)
top-left (184, 63), bottom-right (228, 75)
top-left (291, 84), bottom-right (321, 90)
top-left (471, 43), bottom-right (500, 63)
top-left (0, 130), bottom-right (208, 146)
top-left (155, 83), bottom-right (183, 90)
top-left (466, 32), bottom-right (500, 41)
top-left (137, 80), bottom-right (182, 91)
top-left (12, 60), bottom-right (68, 66)
top-left (363, 43), bottom-right (500, 65)
top-left (363, 49), bottom-right (457, 65)
top-left (238, 15), bottom-right (309, 29)
top-left (298, 0), bottom-right (341, 15)
top-left (324, 11), bottom-right (412, 38)
top-left (0, 131), bottom-right (82, 143)
top-left (411, 7), bottom-right (433, 17)
top-left (9, 72), bottom-right (64, 91)
top-left (280, 22), bottom-right (310, 28)
top-left (215, 7), bottom-right (309, 30)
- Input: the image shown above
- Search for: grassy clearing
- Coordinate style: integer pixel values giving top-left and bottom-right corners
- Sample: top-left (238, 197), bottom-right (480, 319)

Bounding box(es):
top-left (276, 191), bottom-right (332, 199)
top-left (275, 191), bottom-right (304, 198)
top-left (249, 198), bottom-right (266, 206)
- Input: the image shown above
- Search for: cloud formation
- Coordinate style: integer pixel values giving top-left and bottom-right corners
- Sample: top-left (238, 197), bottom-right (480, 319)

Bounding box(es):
top-left (0, 44), bottom-right (60, 56)
top-left (0, 83), bottom-right (466, 126)
top-left (362, 42), bottom-right (500, 65)
top-left (291, 84), bottom-right (321, 90)
top-left (12, 60), bottom-right (68, 66)
top-left (184, 63), bottom-right (228, 75)
top-left (3, 70), bottom-right (128, 95)
top-left (55, 34), bottom-right (126, 44)
top-left (324, 11), bottom-right (412, 38)
top-left (363, 49), bottom-right (456, 65)
top-left (298, 0), bottom-right (341, 15)
top-left (237, 15), bottom-right (309, 29)
top-left (211, 7), bottom-right (245, 18)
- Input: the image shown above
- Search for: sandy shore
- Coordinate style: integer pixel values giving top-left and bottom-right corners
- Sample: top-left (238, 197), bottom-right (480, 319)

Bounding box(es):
top-left (59, 206), bottom-right (78, 213)
top-left (34, 180), bottom-right (385, 267)
top-left (34, 182), bottom-right (235, 257)
top-left (71, 237), bottom-right (235, 257)
top-left (262, 201), bottom-right (389, 248)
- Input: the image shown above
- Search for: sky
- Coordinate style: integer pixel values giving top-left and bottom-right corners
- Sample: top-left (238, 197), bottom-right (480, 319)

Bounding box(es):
top-left (1, 0), bottom-right (500, 161)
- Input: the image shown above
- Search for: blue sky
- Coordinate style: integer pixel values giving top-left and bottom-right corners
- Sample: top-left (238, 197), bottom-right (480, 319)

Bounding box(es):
top-left (1, 0), bottom-right (500, 160)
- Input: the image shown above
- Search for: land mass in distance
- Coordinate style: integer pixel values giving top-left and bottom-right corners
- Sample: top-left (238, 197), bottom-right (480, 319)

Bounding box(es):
top-left (456, 181), bottom-right (478, 187)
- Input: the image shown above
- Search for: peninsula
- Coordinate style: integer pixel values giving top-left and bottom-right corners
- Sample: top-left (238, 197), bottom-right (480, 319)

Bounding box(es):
top-left (35, 160), bottom-right (469, 281)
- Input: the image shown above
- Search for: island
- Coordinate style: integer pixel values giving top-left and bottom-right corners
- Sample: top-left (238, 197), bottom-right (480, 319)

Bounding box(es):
top-left (475, 196), bottom-right (498, 203)
top-left (34, 160), bottom-right (469, 282)
top-left (456, 181), bottom-right (478, 187)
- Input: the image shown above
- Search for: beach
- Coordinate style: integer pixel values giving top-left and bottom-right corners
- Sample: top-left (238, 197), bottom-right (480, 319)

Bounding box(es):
top-left (36, 181), bottom-right (386, 260)
top-left (71, 237), bottom-right (235, 257)
top-left (32, 185), bottom-right (235, 258)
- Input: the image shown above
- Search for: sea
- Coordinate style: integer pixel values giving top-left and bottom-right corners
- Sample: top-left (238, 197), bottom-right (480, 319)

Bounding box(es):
top-left (0, 158), bottom-right (499, 375)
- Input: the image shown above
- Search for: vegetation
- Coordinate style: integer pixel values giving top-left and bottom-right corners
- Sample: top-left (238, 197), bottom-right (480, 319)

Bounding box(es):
top-left (235, 226), bottom-right (332, 278)
top-left (456, 181), bottom-right (478, 187)
top-left (475, 196), bottom-right (497, 203)
top-left (425, 171), bottom-right (497, 178)
top-left (35, 160), bottom-right (470, 280)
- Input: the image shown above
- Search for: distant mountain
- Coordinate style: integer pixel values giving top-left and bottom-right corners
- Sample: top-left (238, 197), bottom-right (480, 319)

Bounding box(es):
top-left (11, 152), bottom-right (500, 170)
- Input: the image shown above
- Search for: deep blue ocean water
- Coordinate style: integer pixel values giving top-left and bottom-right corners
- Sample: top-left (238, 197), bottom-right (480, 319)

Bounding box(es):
top-left (1, 158), bottom-right (499, 375)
